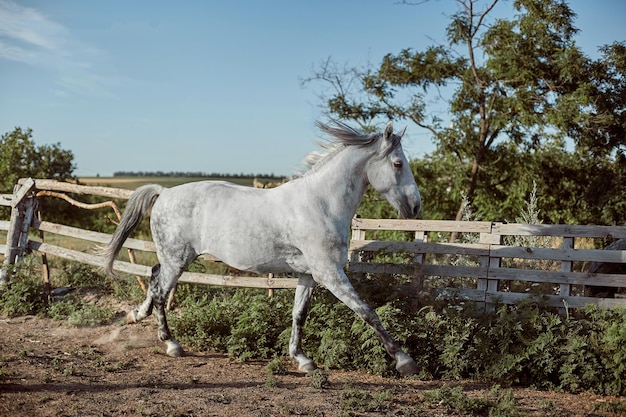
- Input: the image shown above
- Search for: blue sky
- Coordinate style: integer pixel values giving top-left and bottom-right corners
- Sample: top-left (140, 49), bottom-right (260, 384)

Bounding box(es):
top-left (0, 0), bottom-right (624, 177)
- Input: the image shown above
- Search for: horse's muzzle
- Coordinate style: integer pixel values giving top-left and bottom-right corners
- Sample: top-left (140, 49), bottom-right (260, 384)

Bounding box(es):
top-left (399, 200), bottom-right (421, 219)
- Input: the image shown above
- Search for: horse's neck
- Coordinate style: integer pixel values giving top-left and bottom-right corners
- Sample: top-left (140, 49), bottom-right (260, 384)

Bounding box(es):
top-left (302, 147), bottom-right (370, 220)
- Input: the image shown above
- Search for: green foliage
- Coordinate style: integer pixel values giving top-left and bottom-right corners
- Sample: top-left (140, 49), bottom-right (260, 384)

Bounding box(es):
top-left (168, 288), bottom-right (241, 352)
top-left (0, 127), bottom-right (75, 193)
top-left (5, 257), bottom-right (626, 395)
top-left (423, 384), bottom-right (527, 416)
top-left (339, 387), bottom-right (394, 414)
top-left (423, 385), bottom-right (490, 415)
top-left (309, 369), bottom-right (330, 389)
top-left (65, 302), bottom-right (115, 327)
top-left (48, 296), bottom-right (115, 327)
top-left (226, 290), bottom-right (291, 360)
top-left (169, 287), bottom-right (291, 359)
top-left (307, 1), bottom-right (626, 225)
top-left (0, 258), bottom-right (47, 317)
top-left (55, 261), bottom-right (110, 289)
top-left (266, 356), bottom-right (288, 375)
top-left (0, 257), bottom-right (122, 326)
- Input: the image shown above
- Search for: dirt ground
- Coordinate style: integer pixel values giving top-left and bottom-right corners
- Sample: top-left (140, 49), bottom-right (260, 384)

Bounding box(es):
top-left (1, 311), bottom-right (624, 417)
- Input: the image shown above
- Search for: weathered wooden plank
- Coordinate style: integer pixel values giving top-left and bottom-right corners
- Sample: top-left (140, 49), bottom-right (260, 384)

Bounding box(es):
top-left (351, 218), bottom-right (493, 233)
top-left (492, 223), bottom-right (626, 239)
top-left (19, 178), bottom-right (133, 200)
top-left (347, 262), bottom-right (419, 275)
top-left (491, 245), bottom-right (626, 263)
top-left (27, 241), bottom-right (150, 273)
top-left (348, 261), bottom-right (489, 278)
top-left (484, 291), bottom-right (626, 309)
top-left (487, 267), bottom-right (626, 286)
top-left (432, 288), bottom-right (486, 302)
top-left (33, 221), bottom-right (156, 252)
top-left (433, 288), bottom-right (626, 309)
top-left (26, 241), bottom-right (296, 289)
top-left (179, 272), bottom-right (298, 289)
top-left (16, 198), bottom-right (35, 262)
top-left (12, 178), bottom-right (35, 208)
top-left (349, 240), bottom-right (490, 256)
top-left (0, 194), bottom-right (12, 207)
top-left (2, 184), bottom-right (26, 274)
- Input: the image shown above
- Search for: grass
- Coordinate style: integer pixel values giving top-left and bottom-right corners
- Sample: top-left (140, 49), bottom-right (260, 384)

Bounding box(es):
top-left (421, 385), bottom-right (527, 416)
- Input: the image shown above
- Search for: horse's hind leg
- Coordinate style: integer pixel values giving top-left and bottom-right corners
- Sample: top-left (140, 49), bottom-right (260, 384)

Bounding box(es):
top-left (150, 262), bottom-right (185, 357)
top-left (127, 264), bottom-right (159, 323)
top-left (289, 274), bottom-right (317, 373)
top-left (154, 296), bottom-right (184, 357)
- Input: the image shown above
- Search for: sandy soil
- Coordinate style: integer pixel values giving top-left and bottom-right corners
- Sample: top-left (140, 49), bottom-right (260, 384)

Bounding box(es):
top-left (1, 313), bottom-right (624, 417)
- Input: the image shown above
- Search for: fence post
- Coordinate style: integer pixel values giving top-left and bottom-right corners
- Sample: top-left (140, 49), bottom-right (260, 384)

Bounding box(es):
top-left (559, 237), bottom-right (574, 314)
top-left (478, 222), bottom-right (503, 312)
top-left (410, 230), bottom-right (427, 303)
top-left (0, 178), bottom-right (36, 284)
top-left (349, 217), bottom-right (366, 264)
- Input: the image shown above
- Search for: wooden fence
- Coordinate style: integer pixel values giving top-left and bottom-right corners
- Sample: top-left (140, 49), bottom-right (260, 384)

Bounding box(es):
top-left (349, 218), bottom-right (626, 309)
top-left (1, 178), bottom-right (626, 309)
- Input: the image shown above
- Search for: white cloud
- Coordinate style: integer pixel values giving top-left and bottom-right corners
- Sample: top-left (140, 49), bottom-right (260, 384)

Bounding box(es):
top-left (0, 0), bottom-right (116, 98)
top-left (0, 0), bottom-right (68, 64)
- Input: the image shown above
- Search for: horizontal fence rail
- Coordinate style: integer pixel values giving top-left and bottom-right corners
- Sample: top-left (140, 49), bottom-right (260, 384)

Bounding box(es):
top-left (2, 179), bottom-right (626, 309)
top-left (349, 218), bottom-right (626, 309)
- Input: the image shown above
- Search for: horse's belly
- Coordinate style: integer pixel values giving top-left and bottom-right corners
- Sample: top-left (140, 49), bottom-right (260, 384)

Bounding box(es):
top-left (201, 240), bottom-right (310, 275)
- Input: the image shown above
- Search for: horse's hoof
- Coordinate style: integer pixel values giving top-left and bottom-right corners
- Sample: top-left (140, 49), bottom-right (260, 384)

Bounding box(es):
top-left (298, 361), bottom-right (317, 373)
top-left (166, 341), bottom-right (184, 357)
top-left (126, 310), bottom-right (138, 324)
top-left (396, 359), bottom-right (419, 376)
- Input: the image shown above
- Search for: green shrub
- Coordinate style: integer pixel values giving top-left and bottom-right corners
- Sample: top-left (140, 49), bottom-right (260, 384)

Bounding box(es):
top-left (423, 385), bottom-right (490, 415)
top-left (6, 256), bottom-right (626, 396)
top-left (168, 291), bottom-right (237, 352)
top-left (0, 258), bottom-right (47, 317)
top-left (66, 302), bottom-right (115, 327)
top-left (226, 290), bottom-right (291, 360)
top-left (55, 261), bottom-right (110, 289)
top-left (266, 356), bottom-right (287, 375)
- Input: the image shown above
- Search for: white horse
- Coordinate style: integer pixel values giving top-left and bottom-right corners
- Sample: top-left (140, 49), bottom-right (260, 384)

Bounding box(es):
top-left (102, 121), bottom-right (421, 375)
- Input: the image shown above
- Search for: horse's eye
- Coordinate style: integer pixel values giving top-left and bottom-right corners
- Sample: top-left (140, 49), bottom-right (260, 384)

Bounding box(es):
top-left (393, 161), bottom-right (403, 169)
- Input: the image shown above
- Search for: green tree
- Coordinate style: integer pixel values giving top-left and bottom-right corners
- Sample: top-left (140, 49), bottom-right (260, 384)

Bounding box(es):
top-left (0, 127), bottom-right (75, 193)
top-left (306, 0), bottom-right (624, 225)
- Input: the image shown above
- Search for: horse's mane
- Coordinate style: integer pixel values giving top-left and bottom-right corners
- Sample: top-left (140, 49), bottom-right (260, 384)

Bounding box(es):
top-left (297, 121), bottom-right (399, 177)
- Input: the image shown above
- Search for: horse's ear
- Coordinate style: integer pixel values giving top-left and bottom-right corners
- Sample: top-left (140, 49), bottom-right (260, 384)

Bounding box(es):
top-left (383, 122), bottom-right (394, 141)
top-left (398, 126), bottom-right (407, 138)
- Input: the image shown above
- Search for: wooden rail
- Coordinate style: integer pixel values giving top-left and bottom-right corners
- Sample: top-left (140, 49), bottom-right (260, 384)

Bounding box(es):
top-left (349, 218), bottom-right (626, 309)
top-left (2, 179), bottom-right (626, 308)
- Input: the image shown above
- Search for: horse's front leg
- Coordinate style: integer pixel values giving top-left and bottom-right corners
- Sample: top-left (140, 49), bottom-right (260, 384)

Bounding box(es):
top-left (289, 274), bottom-right (317, 372)
top-left (314, 266), bottom-right (419, 376)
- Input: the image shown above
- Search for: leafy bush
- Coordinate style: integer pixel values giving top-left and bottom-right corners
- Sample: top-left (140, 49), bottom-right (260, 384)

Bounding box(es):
top-left (0, 258), bottom-right (47, 317)
top-left (168, 275), bottom-right (626, 396)
top-left (48, 297), bottom-right (115, 327)
top-left (169, 287), bottom-right (291, 359)
top-left (4, 256), bottom-right (626, 396)
top-left (1, 257), bottom-right (122, 326)
top-left (226, 290), bottom-right (291, 360)
top-left (66, 302), bottom-right (115, 327)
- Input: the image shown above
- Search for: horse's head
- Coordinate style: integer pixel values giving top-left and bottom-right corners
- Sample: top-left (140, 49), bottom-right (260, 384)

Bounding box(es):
top-left (366, 122), bottom-right (421, 219)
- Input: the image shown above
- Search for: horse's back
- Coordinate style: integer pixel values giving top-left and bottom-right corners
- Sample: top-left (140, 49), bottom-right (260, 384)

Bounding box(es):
top-left (149, 180), bottom-right (307, 273)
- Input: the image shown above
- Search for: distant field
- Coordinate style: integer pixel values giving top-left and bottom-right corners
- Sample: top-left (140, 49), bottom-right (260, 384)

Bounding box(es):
top-left (78, 176), bottom-right (256, 190)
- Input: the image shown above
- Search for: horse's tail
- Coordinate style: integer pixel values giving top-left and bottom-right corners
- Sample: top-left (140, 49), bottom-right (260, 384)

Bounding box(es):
top-left (101, 184), bottom-right (164, 276)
